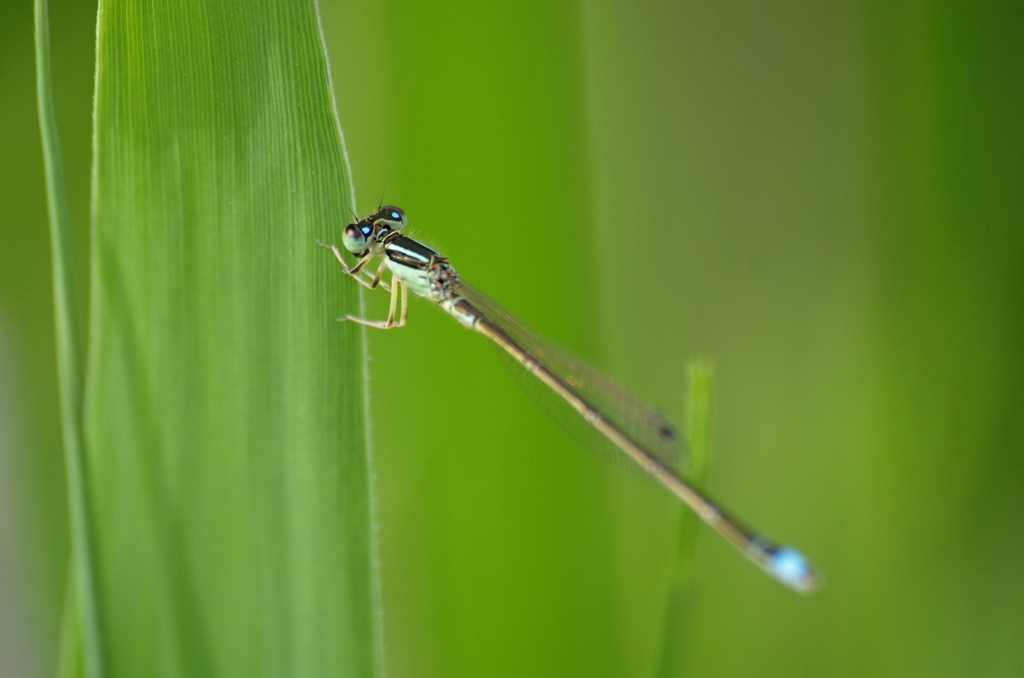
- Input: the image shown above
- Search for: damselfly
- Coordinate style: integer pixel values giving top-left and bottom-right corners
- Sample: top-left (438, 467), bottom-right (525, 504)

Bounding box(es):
top-left (319, 206), bottom-right (820, 594)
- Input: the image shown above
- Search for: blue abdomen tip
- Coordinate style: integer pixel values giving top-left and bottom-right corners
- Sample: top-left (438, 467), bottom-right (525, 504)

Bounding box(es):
top-left (770, 547), bottom-right (820, 594)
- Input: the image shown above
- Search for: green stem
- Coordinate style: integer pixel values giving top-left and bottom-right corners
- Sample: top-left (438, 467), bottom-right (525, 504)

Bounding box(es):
top-left (654, 360), bottom-right (714, 678)
top-left (33, 0), bottom-right (103, 675)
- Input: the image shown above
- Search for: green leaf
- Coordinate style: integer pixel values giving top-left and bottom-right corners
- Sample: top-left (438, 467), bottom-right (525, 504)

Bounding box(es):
top-left (654, 361), bottom-right (714, 678)
top-left (34, 0), bottom-right (102, 675)
top-left (83, 0), bottom-right (378, 675)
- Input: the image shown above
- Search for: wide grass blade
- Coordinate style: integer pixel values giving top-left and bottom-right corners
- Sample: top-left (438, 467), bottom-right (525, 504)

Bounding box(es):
top-left (85, 0), bottom-right (377, 675)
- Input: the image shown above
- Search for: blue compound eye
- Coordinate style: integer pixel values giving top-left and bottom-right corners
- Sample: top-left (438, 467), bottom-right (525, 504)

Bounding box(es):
top-left (342, 223), bottom-right (368, 253)
top-left (376, 206), bottom-right (407, 230)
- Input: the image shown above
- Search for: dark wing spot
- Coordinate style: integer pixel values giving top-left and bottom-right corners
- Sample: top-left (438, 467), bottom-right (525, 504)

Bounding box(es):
top-left (659, 425), bottom-right (676, 441)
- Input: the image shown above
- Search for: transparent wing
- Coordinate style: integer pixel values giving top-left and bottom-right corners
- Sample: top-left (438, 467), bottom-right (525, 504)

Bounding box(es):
top-left (453, 280), bottom-right (687, 473)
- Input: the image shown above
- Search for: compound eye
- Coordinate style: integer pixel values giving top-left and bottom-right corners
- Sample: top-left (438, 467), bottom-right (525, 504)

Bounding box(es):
top-left (376, 206), bottom-right (407, 230)
top-left (342, 223), bottom-right (370, 253)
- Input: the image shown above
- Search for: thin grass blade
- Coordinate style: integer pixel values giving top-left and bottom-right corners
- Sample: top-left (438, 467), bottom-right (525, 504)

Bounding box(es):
top-left (655, 361), bottom-right (713, 678)
top-left (34, 0), bottom-right (103, 675)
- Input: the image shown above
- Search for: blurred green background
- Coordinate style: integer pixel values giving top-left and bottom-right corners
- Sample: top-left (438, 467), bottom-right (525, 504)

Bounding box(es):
top-left (3, 0), bottom-right (1023, 677)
